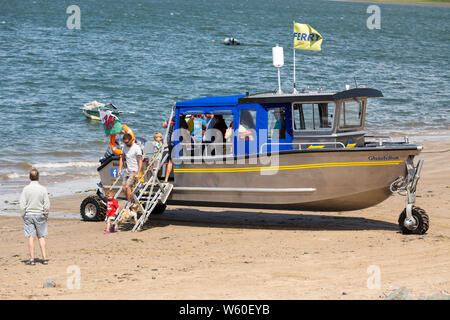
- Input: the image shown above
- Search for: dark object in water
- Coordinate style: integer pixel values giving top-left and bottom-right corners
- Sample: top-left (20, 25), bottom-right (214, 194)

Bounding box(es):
top-left (221, 37), bottom-right (240, 45)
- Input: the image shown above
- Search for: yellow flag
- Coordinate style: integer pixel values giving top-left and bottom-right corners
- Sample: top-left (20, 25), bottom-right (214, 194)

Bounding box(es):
top-left (293, 22), bottom-right (322, 51)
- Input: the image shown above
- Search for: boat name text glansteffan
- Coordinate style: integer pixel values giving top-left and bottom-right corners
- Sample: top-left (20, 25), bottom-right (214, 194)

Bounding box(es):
top-left (368, 155), bottom-right (399, 161)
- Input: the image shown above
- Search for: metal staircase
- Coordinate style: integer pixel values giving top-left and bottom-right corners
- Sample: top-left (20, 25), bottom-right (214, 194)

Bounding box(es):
top-left (112, 146), bottom-right (173, 232)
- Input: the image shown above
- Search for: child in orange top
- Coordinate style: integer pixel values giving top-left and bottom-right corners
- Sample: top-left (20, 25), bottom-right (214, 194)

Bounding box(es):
top-left (104, 190), bottom-right (119, 234)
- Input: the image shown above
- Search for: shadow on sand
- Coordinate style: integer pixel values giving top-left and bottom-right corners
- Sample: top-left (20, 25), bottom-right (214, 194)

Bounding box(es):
top-left (118, 207), bottom-right (399, 232)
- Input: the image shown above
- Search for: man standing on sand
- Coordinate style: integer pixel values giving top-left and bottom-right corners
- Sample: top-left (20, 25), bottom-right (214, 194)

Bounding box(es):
top-left (118, 133), bottom-right (143, 203)
top-left (20, 168), bottom-right (50, 265)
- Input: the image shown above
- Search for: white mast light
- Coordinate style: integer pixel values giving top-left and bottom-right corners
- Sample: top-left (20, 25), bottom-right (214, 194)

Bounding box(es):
top-left (272, 45), bottom-right (284, 94)
top-left (272, 45), bottom-right (284, 67)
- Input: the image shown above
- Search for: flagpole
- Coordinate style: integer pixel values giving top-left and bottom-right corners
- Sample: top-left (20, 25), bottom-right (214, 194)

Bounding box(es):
top-left (293, 46), bottom-right (298, 94)
top-left (293, 21), bottom-right (298, 94)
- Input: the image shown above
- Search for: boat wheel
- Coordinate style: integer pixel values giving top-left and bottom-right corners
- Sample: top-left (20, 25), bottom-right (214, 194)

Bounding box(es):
top-left (398, 206), bottom-right (429, 235)
top-left (80, 195), bottom-right (107, 221)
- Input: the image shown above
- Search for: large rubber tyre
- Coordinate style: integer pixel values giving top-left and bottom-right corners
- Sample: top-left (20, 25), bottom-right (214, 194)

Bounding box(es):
top-left (151, 203), bottom-right (167, 215)
top-left (398, 206), bottom-right (429, 235)
top-left (80, 195), bottom-right (107, 221)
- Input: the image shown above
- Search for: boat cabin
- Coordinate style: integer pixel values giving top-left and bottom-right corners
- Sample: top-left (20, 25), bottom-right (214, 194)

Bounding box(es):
top-left (172, 87), bottom-right (383, 158)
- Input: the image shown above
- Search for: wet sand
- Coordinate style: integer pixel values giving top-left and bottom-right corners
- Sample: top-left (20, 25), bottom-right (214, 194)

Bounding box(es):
top-left (1, 140), bottom-right (449, 300)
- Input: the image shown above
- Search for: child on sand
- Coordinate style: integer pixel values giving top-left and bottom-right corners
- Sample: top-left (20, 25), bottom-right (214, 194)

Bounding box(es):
top-left (104, 190), bottom-right (119, 234)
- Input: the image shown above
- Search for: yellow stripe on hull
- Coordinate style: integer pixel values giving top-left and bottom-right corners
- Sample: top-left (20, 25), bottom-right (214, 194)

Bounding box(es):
top-left (174, 161), bottom-right (404, 173)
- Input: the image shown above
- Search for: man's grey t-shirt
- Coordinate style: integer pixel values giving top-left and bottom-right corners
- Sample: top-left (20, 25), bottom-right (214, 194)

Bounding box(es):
top-left (20, 181), bottom-right (50, 217)
top-left (122, 143), bottom-right (143, 172)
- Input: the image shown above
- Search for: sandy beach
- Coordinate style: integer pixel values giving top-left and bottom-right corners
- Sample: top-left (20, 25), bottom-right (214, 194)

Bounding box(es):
top-left (1, 139), bottom-right (449, 300)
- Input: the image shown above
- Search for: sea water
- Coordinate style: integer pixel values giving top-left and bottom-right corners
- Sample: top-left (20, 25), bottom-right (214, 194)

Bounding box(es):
top-left (0, 0), bottom-right (449, 210)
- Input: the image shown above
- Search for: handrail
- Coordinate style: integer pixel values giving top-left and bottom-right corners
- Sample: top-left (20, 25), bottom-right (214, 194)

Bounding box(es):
top-left (176, 141), bottom-right (348, 157)
top-left (132, 145), bottom-right (164, 194)
top-left (173, 141), bottom-right (350, 159)
top-left (107, 144), bottom-right (164, 197)
top-left (176, 142), bottom-right (234, 159)
top-left (364, 135), bottom-right (408, 146)
top-left (110, 174), bottom-right (123, 199)
top-left (177, 142), bottom-right (234, 148)
top-left (365, 135), bottom-right (394, 141)
top-left (163, 103), bottom-right (175, 149)
top-left (260, 142), bottom-right (346, 153)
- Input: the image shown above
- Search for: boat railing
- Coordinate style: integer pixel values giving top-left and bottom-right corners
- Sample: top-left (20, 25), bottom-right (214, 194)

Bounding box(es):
top-left (259, 142), bottom-right (346, 154)
top-left (176, 142), bottom-right (234, 160)
top-left (364, 135), bottom-right (409, 146)
top-left (175, 141), bottom-right (347, 158)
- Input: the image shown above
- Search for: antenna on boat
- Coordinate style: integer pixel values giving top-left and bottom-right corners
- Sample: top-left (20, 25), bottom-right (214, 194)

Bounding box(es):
top-left (272, 45), bottom-right (284, 94)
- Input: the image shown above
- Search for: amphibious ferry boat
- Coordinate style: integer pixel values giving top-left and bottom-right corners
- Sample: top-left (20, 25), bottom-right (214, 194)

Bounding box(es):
top-left (83, 86), bottom-right (428, 234)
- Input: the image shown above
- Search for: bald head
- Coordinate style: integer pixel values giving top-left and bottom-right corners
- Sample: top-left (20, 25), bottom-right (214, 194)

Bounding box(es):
top-left (29, 168), bottom-right (39, 181)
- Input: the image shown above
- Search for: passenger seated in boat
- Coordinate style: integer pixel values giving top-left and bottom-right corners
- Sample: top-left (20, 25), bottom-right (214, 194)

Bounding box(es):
top-left (205, 113), bottom-right (215, 131)
top-left (179, 114), bottom-right (189, 131)
top-left (204, 115), bottom-right (228, 156)
top-left (185, 115), bottom-right (194, 133)
top-left (225, 122), bottom-right (233, 154)
top-left (270, 109), bottom-right (286, 139)
top-left (212, 114), bottom-right (228, 138)
top-left (192, 115), bottom-right (206, 144)
top-left (225, 122), bottom-right (233, 139)
top-left (203, 114), bottom-right (216, 143)
top-left (238, 109), bottom-right (255, 141)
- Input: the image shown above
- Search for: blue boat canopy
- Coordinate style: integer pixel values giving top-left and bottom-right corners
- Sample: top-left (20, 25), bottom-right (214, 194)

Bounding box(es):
top-left (175, 94), bottom-right (246, 108)
top-left (175, 88), bottom-right (382, 109)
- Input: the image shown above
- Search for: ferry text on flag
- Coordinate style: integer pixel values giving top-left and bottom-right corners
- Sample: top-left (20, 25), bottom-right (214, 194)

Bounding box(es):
top-left (293, 22), bottom-right (322, 51)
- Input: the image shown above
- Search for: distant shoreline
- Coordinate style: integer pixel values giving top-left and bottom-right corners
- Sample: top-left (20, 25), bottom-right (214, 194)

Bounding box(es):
top-left (332, 0), bottom-right (450, 7)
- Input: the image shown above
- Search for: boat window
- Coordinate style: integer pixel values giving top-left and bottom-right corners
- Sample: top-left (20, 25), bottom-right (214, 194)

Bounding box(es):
top-left (176, 112), bottom-right (235, 158)
top-left (203, 113), bottom-right (233, 156)
top-left (268, 108), bottom-right (286, 139)
top-left (339, 99), bottom-right (362, 128)
top-left (293, 103), bottom-right (334, 131)
top-left (238, 109), bottom-right (256, 141)
top-left (202, 113), bottom-right (231, 142)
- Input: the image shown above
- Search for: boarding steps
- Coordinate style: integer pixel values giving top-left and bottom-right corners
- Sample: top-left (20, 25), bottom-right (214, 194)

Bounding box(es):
top-left (112, 146), bottom-right (173, 232)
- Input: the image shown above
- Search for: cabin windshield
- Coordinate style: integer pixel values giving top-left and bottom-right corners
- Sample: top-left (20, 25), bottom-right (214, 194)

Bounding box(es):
top-left (339, 99), bottom-right (363, 129)
top-left (292, 102), bottom-right (335, 131)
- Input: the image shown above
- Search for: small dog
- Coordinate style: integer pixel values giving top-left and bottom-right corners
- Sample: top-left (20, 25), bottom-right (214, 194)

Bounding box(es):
top-left (121, 203), bottom-right (139, 223)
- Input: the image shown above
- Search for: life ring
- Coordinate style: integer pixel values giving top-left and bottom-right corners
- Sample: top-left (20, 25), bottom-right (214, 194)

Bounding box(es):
top-left (109, 124), bottom-right (135, 156)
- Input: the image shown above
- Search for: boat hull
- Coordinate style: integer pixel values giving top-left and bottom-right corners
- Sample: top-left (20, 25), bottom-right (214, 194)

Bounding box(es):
top-left (82, 109), bottom-right (101, 121)
top-left (168, 147), bottom-right (420, 211)
top-left (82, 109), bottom-right (120, 121)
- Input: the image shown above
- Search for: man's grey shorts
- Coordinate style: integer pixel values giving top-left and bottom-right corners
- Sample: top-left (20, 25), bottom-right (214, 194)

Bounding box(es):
top-left (122, 171), bottom-right (137, 188)
top-left (24, 215), bottom-right (48, 237)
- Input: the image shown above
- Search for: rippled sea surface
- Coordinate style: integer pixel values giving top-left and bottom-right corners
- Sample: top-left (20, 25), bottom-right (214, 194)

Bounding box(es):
top-left (0, 0), bottom-right (449, 199)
